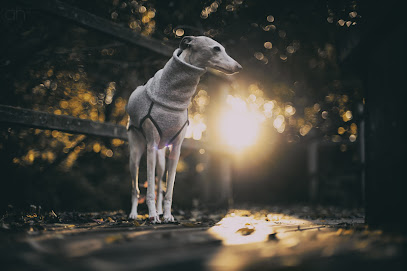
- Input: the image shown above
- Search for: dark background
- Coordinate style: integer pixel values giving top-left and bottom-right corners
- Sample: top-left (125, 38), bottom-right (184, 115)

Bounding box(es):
top-left (1, 0), bottom-right (404, 228)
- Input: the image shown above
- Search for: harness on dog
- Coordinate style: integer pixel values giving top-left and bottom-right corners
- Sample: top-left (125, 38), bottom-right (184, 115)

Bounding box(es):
top-left (128, 100), bottom-right (190, 145)
top-left (126, 49), bottom-right (206, 147)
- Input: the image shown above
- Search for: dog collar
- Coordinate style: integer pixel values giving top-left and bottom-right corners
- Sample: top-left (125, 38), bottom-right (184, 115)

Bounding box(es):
top-left (173, 48), bottom-right (207, 74)
top-left (145, 49), bottom-right (207, 111)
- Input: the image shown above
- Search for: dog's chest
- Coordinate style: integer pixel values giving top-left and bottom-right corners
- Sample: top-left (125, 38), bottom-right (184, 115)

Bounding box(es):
top-left (127, 88), bottom-right (188, 147)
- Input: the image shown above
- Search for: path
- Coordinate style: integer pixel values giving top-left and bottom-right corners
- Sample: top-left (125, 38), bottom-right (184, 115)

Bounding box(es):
top-left (0, 207), bottom-right (405, 270)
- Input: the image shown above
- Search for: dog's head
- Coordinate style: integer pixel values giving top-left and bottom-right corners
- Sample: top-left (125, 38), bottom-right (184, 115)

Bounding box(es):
top-left (179, 36), bottom-right (242, 74)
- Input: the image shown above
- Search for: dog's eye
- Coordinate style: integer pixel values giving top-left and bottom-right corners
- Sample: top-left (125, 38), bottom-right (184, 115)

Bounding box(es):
top-left (213, 46), bottom-right (221, 52)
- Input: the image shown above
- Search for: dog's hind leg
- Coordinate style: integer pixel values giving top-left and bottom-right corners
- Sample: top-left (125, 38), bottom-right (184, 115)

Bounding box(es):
top-left (128, 128), bottom-right (146, 219)
top-left (156, 148), bottom-right (166, 215)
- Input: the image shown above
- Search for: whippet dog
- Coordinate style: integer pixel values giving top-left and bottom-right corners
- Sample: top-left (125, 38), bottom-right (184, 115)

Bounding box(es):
top-left (126, 36), bottom-right (242, 223)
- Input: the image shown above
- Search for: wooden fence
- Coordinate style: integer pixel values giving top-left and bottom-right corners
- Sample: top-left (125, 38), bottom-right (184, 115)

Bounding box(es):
top-left (0, 104), bottom-right (206, 151)
top-left (3, 0), bottom-right (233, 206)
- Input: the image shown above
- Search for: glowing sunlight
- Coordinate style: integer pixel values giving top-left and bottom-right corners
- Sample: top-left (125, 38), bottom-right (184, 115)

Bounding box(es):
top-left (208, 210), bottom-right (312, 246)
top-left (218, 95), bottom-right (262, 151)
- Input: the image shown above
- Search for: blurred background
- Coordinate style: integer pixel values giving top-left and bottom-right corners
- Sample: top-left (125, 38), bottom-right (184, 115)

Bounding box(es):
top-left (0, 0), bottom-right (367, 213)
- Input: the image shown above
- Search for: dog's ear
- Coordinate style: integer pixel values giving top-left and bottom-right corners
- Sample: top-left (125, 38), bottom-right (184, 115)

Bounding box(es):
top-left (179, 36), bottom-right (194, 51)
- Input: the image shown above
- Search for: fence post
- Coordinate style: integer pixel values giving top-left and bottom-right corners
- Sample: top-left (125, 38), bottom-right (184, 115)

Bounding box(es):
top-left (308, 141), bottom-right (319, 203)
top-left (358, 103), bottom-right (366, 205)
top-left (202, 74), bottom-right (235, 208)
top-left (219, 156), bottom-right (233, 207)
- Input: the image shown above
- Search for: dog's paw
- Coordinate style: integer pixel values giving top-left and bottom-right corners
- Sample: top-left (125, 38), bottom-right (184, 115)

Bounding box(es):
top-left (149, 215), bottom-right (161, 224)
top-left (128, 212), bottom-right (138, 220)
top-left (163, 215), bottom-right (175, 223)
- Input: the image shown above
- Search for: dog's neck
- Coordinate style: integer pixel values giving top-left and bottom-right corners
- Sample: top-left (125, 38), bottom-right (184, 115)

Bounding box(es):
top-left (178, 49), bottom-right (207, 69)
top-left (144, 49), bottom-right (206, 111)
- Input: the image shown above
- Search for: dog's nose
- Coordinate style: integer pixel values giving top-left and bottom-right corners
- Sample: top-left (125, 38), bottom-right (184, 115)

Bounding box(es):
top-left (235, 63), bottom-right (243, 71)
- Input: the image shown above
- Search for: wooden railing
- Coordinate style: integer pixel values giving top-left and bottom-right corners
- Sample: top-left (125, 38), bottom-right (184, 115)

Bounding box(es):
top-left (17, 0), bottom-right (231, 81)
top-left (0, 104), bottom-right (207, 151)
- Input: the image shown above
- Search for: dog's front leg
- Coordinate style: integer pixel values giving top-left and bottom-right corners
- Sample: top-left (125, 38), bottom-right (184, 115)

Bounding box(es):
top-left (163, 126), bottom-right (187, 223)
top-left (162, 144), bottom-right (181, 223)
top-left (144, 120), bottom-right (161, 223)
top-left (146, 143), bottom-right (161, 223)
top-left (128, 128), bottom-right (146, 219)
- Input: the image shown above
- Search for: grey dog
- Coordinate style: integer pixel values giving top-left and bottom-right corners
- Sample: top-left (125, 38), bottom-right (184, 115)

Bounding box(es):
top-left (126, 36), bottom-right (242, 223)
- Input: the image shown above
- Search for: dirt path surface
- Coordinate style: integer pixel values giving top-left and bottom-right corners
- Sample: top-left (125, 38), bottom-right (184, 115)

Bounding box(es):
top-left (1, 206), bottom-right (405, 271)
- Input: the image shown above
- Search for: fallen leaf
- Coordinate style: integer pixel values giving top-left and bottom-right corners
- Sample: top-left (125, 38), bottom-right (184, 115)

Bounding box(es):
top-left (268, 233), bottom-right (278, 241)
top-left (236, 227), bottom-right (255, 236)
top-left (138, 196), bottom-right (146, 204)
top-left (105, 234), bottom-right (124, 244)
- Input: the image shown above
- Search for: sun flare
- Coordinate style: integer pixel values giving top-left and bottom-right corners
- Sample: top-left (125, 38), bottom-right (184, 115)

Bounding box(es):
top-left (218, 95), bottom-right (262, 151)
